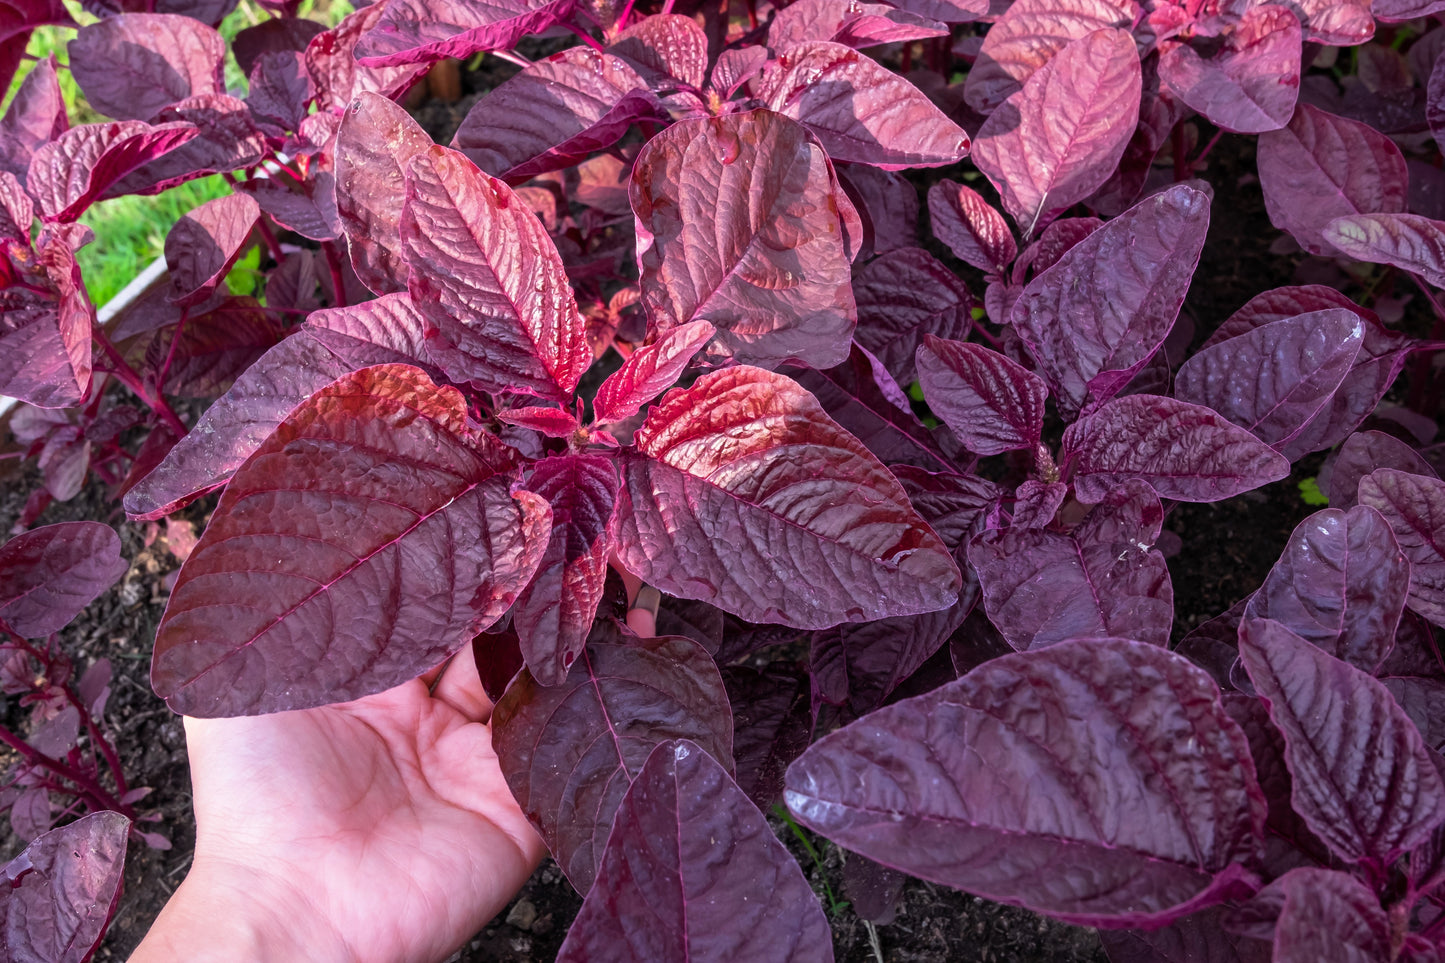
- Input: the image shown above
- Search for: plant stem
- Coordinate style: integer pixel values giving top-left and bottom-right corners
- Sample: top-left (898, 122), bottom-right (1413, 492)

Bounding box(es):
top-left (155, 306), bottom-right (190, 393)
top-left (0, 724), bottom-right (126, 815)
top-left (91, 325), bottom-right (188, 437)
top-left (563, 21), bottom-right (605, 52)
top-left (322, 241), bottom-right (348, 308)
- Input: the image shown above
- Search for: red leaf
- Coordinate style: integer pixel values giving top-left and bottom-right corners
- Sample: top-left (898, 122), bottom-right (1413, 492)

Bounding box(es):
top-left (927, 179), bottom-right (1017, 274)
top-left (852, 248), bottom-right (974, 385)
top-left (1158, 5), bottom-right (1301, 134)
top-left (165, 193), bottom-right (259, 307)
top-left (607, 14), bottom-right (708, 89)
top-left (495, 405), bottom-right (579, 438)
top-left (769, 0), bottom-right (948, 50)
top-left (1325, 213), bottom-right (1445, 288)
top-left (917, 336), bottom-right (1047, 456)
top-left (305, 2), bottom-right (428, 112)
top-left (67, 13), bottom-right (224, 121)
top-left (593, 320), bottom-right (714, 425)
top-left (152, 364), bottom-right (551, 716)
top-left (26, 119), bottom-right (198, 222)
top-left (101, 94), bottom-right (266, 200)
top-left (234, 171), bottom-right (339, 242)
top-left (0, 55), bottom-right (66, 180)
top-left (353, 0), bottom-right (577, 68)
top-left (1359, 469), bottom-right (1445, 629)
top-left (0, 521), bottom-right (127, 637)
top-left (0, 235), bottom-right (92, 408)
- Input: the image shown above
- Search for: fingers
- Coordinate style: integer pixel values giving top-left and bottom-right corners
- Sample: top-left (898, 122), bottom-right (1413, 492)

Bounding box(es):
top-left (626, 584), bottom-right (660, 637)
top-left (430, 640), bottom-right (494, 722)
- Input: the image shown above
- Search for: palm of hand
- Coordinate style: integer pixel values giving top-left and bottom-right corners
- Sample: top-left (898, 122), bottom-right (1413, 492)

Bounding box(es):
top-left (182, 658), bottom-right (544, 963)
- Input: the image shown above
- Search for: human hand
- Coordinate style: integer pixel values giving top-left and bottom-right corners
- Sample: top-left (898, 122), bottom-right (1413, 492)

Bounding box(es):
top-left (130, 642), bottom-right (544, 963)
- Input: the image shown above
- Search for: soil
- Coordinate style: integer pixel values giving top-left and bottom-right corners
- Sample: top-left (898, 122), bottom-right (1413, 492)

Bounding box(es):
top-left (0, 59), bottom-right (1342, 963)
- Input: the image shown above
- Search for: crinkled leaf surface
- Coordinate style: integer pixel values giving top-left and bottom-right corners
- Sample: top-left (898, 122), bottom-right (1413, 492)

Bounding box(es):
top-left (245, 50), bottom-right (313, 136)
top-left (927, 178), bottom-right (1016, 274)
top-left (26, 119), bottom-right (198, 222)
top-left (233, 170), bottom-right (339, 242)
top-left (630, 109), bottom-right (856, 370)
top-left (1328, 430), bottom-right (1437, 509)
top-left (305, 2), bottom-right (428, 111)
top-left (1010, 184), bottom-right (1208, 416)
top-left (606, 14), bottom-right (707, 89)
top-left (165, 192), bottom-right (259, 307)
top-left (0, 240), bottom-right (93, 408)
top-left (1285, 0), bottom-right (1372, 43)
top-left (1325, 213), bottom-right (1445, 288)
top-left (852, 248), bottom-right (974, 385)
top-left (453, 48), bottom-right (657, 182)
top-left (556, 740), bottom-right (833, 963)
top-left (593, 320), bottom-right (714, 425)
top-left (492, 625), bottom-right (733, 894)
top-left (917, 336), bottom-right (1047, 456)
top-left (101, 94), bottom-right (264, 200)
top-left (0, 811), bottom-right (129, 963)
top-left (68, 14), bottom-right (223, 122)
top-left (968, 480), bottom-right (1172, 649)
top-left (1270, 868), bottom-right (1392, 963)
top-left (232, 16), bottom-right (325, 76)
top-left (124, 294), bottom-right (433, 519)
top-left (769, 0), bottom-right (946, 50)
top-left (1244, 506), bottom-right (1407, 672)
top-left (1174, 308), bottom-right (1364, 451)
top-left (1257, 104), bottom-right (1408, 256)
top-left (0, 522), bottom-right (127, 637)
top-left (811, 601), bottom-right (972, 720)
top-left (353, 0), bottom-right (576, 67)
top-left (1063, 394), bottom-right (1291, 503)
top-left (786, 638), bottom-right (1264, 926)
top-left (152, 364), bottom-right (551, 716)
top-left (837, 164), bottom-right (918, 255)
top-left (0, 55), bottom-right (66, 180)
top-left (1285, 322), bottom-right (1414, 460)
top-left (334, 92), bottom-right (434, 296)
top-left (511, 454), bottom-right (619, 686)
top-left (1238, 618), bottom-right (1445, 862)
top-left (1204, 284), bottom-right (1376, 349)
top-left (964, 0), bottom-right (1137, 113)
top-left (973, 28), bottom-right (1142, 237)
top-left (402, 145), bottom-right (590, 402)
top-left (1359, 469), bottom-right (1445, 628)
top-left (755, 41), bottom-right (968, 169)
top-left (1158, 5), bottom-right (1301, 133)
top-left (614, 365), bottom-right (960, 628)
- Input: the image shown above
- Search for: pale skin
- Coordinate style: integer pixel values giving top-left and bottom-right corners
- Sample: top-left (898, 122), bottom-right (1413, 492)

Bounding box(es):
top-left (130, 591), bottom-right (658, 963)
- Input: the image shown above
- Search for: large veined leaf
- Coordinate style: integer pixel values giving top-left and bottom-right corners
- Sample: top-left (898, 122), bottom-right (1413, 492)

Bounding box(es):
top-left (1063, 394), bottom-right (1291, 503)
top-left (67, 14), bottom-right (224, 122)
top-left (556, 741), bottom-right (834, 963)
top-left (26, 119), bottom-right (198, 222)
top-left (1174, 308), bottom-right (1364, 452)
top-left (1286, 0), bottom-right (1373, 44)
top-left (606, 14), bottom-right (708, 89)
top-left (837, 164), bottom-right (918, 254)
top-left (1324, 213), bottom-right (1445, 288)
top-left (0, 811), bottom-right (130, 963)
top-left (99, 94), bottom-right (264, 200)
top-left (0, 522), bottom-right (127, 637)
top-left (592, 320), bottom-right (714, 425)
top-left (152, 364), bottom-right (551, 717)
top-left (124, 294), bottom-right (433, 520)
top-left (401, 145), bottom-right (590, 402)
top-left (963, 0), bottom-right (1137, 113)
top-left (1239, 618), bottom-right (1445, 863)
top-left (1358, 469), bottom-right (1445, 628)
top-left (768, 0), bottom-right (947, 50)
top-left (927, 179), bottom-right (1017, 274)
top-left (452, 48), bottom-right (659, 182)
top-left (972, 28), bottom-right (1141, 237)
top-left (852, 248), bottom-right (974, 385)
top-left (1009, 184), bottom-right (1208, 416)
top-left (1257, 104), bottom-right (1408, 256)
top-left (0, 55), bottom-right (66, 180)
top-left (353, 0), bottom-right (576, 67)
top-left (305, 2), bottom-right (429, 112)
top-left (1268, 869), bottom-right (1393, 963)
top-left (0, 237), bottom-right (93, 408)
top-left (968, 480), bottom-right (1172, 650)
top-left (164, 193), bottom-right (259, 307)
top-left (786, 638), bottom-right (1264, 926)
top-left (1158, 5), bottom-right (1301, 134)
top-left (1098, 906), bottom-right (1271, 963)
top-left (1328, 430), bottom-right (1438, 509)
top-left (1203, 284), bottom-right (1376, 349)
top-left (630, 109), bottom-right (857, 370)
top-left (233, 169), bottom-right (338, 242)
top-left (1244, 506), bottom-right (1407, 672)
top-left (754, 41), bottom-right (968, 169)
top-left (334, 92), bottom-right (434, 297)
top-left (917, 336), bottom-right (1048, 456)
top-left (511, 454), bottom-right (619, 687)
top-left (614, 365), bottom-right (960, 628)
top-left (492, 625), bottom-right (733, 894)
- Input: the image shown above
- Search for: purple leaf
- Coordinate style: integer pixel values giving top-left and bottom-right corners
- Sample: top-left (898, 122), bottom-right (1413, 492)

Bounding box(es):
top-left (889, 0), bottom-right (987, 20)
top-left (1017, 215), bottom-right (1103, 276)
top-left (1238, 618), bottom-right (1445, 862)
top-left (1359, 469), bottom-right (1445, 629)
top-left (607, 14), bottom-right (707, 89)
top-left (1270, 869), bottom-right (1392, 963)
top-left (245, 51), bottom-right (314, 136)
top-left (1098, 906), bottom-right (1271, 963)
top-left (0, 522), bottom-right (127, 637)
top-left (1244, 506), bottom-right (1407, 672)
top-left (853, 248), bottom-right (974, 385)
top-left (927, 178), bottom-right (1017, 274)
top-left (1204, 284), bottom-right (1377, 349)
top-left (0, 811), bottom-right (130, 963)
top-left (234, 170), bottom-right (339, 242)
top-left (334, 91), bottom-right (434, 296)
top-left (630, 109), bottom-right (856, 370)
top-left (1010, 184), bottom-right (1209, 416)
top-left (614, 365), bottom-right (961, 628)
top-left (305, 2), bottom-right (428, 112)
top-left (496, 405), bottom-right (579, 438)
top-left (1383, 676), bottom-right (1445, 752)
top-left (67, 13), bottom-right (224, 122)
top-left (892, 465), bottom-right (1002, 551)
top-left (1174, 308), bottom-right (1364, 452)
top-left (452, 48), bottom-right (659, 182)
top-left (26, 119), bottom-right (198, 222)
top-left (353, 0), bottom-right (576, 68)
top-left (0, 238), bottom-right (93, 408)
top-left (401, 145), bottom-right (591, 402)
top-left (592, 320), bottom-right (714, 425)
top-left (145, 297), bottom-right (282, 398)
top-left (511, 454), bottom-right (619, 686)
top-left (0, 56), bottom-right (66, 180)
top-left (556, 741), bottom-right (832, 963)
top-left (1158, 5), bottom-right (1301, 134)
top-left (491, 625), bottom-right (733, 893)
top-left (1063, 394), bottom-right (1291, 503)
top-left (786, 638), bottom-right (1264, 926)
top-left (917, 335), bottom-right (1048, 456)
top-left (837, 164), bottom-right (919, 255)
top-left (968, 480), bottom-right (1173, 649)
top-left (98, 94), bottom-right (265, 200)
top-left (124, 294), bottom-right (433, 519)
top-left (1283, 0), bottom-right (1372, 44)
top-left (1376, 0), bottom-right (1445, 20)
top-left (708, 47), bottom-right (767, 97)
top-left (811, 602), bottom-right (972, 718)
top-left (232, 16), bottom-right (325, 76)
top-left (723, 666), bottom-right (814, 809)
top-left (1328, 430), bottom-right (1437, 509)
top-left (1257, 104), bottom-right (1408, 256)
top-left (165, 193), bottom-right (259, 307)
top-left (1324, 213), bottom-right (1445, 288)
top-left (973, 28), bottom-right (1142, 236)
top-left (1285, 324), bottom-right (1414, 459)
top-left (755, 41), bottom-right (968, 169)
top-left (963, 0), bottom-right (1137, 114)
top-left (152, 364), bottom-right (551, 716)
top-left (771, 0), bottom-right (947, 49)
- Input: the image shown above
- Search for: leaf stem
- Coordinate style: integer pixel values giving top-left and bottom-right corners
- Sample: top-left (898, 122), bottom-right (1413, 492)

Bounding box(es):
top-left (91, 324), bottom-right (189, 438)
top-left (155, 306), bottom-right (190, 393)
top-left (563, 21), bottom-right (605, 52)
top-left (322, 241), bottom-right (348, 308)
